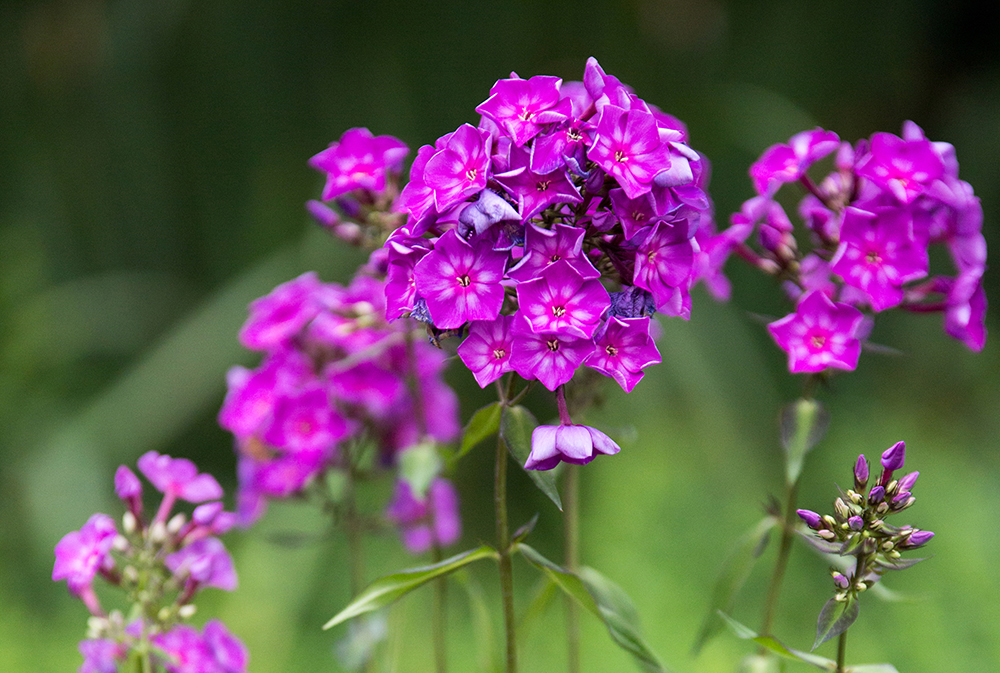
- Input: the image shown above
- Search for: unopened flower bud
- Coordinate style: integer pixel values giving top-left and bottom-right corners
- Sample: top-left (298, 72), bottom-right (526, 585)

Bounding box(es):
top-left (832, 572), bottom-right (849, 589)
top-left (876, 502), bottom-right (889, 514)
top-left (894, 496), bottom-right (916, 511)
top-left (903, 530), bottom-right (935, 548)
top-left (868, 486), bottom-right (885, 504)
top-left (892, 490), bottom-right (912, 505)
top-left (881, 541), bottom-right (894, 551)
top-left (834, 498), bottom-right (851, 520)
top-left (123, 566), bottom-right (139, 584)
top-left (797, 509), bottom-right (823, 529)
top-left (897, 471), bottom-right (919, 492)
top-left (178, 604), bottom-right (197, 619)
top-left (854, 454), bottom-right (869, 490)
top-left (818, 529), bottom-right (836, 540)
top-left (86, 616), bottom-right (109, 639)
top-left (855, 582), bottom-right (867, 592)
top-left (112, 535), bottom-right (129, 552)
top-left (848, 516), bottom-right (863, 531)
top-left (881, 440), bottom-right (906, 473)
top-left (149, 522), bottom-right (167, 543)
top-left (122, 511), bottom-right (137, 534)
top-left (167, 513), bottom-right (187, 534)
top-left (835, 591), bottom-right (848, 602)
top-left (823, 515), bottom-right (837, 528)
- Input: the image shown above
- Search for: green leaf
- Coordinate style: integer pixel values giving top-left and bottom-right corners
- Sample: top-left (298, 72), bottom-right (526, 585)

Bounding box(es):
top-left (718, 612), bottom-right (836, 670)
top-left (323, 545), bottom-right (498, 630)
top-left (693, 515), bottom-right (778, 653)
top-left (847, 665), bottom-right (900, 673)
top-left (517, 544), bottom-right (667, 673)
top-left (779, 398), bottom-right (829, 486)
top-left (500, 405), bottom-right (562, 510)
top-left (454, 401), bottom-right (502, 464)
top-left (813, 595), bottom-right (860, 650)
top-left (398, 441), bottom-right (443, 499)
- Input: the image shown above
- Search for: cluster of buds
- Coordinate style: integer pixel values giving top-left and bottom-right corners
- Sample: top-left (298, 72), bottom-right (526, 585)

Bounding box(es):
top-left (361, 57), bottom-right (717, 471)
top-left (52, 452), bottom-right (248, 673)
top-left (709, 123), bottom-right (986, 374)
top-left (798, 441), bottom-right (933, 601)
top-left (218, 259), bottom-right (463, 553)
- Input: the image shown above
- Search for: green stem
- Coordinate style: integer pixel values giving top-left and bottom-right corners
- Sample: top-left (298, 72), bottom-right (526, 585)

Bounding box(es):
top-left (496, 410), bottom-right (518, 673)
top-left (564, 463), bottom-right (580, 673)
top-left (432, 544), bottom-right (448, 673)
top-left (759, 480), bottom-right (799, 640)
top-left (836, 629), bottom-right (848, 673)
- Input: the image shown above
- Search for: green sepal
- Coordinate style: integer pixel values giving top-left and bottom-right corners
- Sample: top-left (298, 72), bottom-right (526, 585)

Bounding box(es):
top-left (693, 515), bottom-right (778, 654)
top-left (398, 440), bottom-right (442, 499)
top-left (779, 398), bottom-right (829, 486)
top-left (517, 543), bottom-right (667, 673)
top-left (813, 594), bottom-right (860, 650)
top-left (500, 405), bottom-right (562, 510)
top-left (322, 545), bottom-right (498, 630)
top-left (452, 401), bottom-right (502, 466)
top-left (717, 612), bottom-right (837, 670)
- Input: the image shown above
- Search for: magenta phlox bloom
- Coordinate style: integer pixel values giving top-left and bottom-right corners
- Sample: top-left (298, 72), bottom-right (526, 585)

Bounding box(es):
top-left (413, 229), bottom-right (507, 329)
top-left (494, 147), bottom-right (582, 220)
top-left (516, 260), bottom-right (609, 339)
top-left (831, 206), bottom-right (928, 312)
top-left (855, 130), bottom-right (945, 204)
top-left (262, 383), bottom-right (350, 454)
top-left (395, 144), bottom-right (438, 221)
top-left (586, 317), bottom-right (661, 392)
top-left (326, 360), bottom-right (405, 420)
top-left (457, 315), bottom-right (515, 387)
top-left (476, 74), bottom-right (572, 147)
top-left (203, 621), bottom-right (249, 673)
top-left (588, 104), bottom-right (672, 199)
top-left (217, 350), bottom-right (312, 441)
top-left (782, 253), bottom-right (837, 302)
top-left (385, 478), bottom-right (461, 554)
top-left (525, 424), bottom-right (621, 471)
top-left (239, 272), bottom-right (323, 351)
top-left (941, 275), bottom-right (988, 352)
top-left (632, 221), bottom-right (696, 317)
top-left (608, 286), bottom-right (657, 318)
top-left (749, 128), bottom-right (840, 196)
top-left (507, 222), bottom-right (599, 282)
top-left (423, 124), bottom-right (493, 212)
top-left (138, 452), bottom-right (223, 504)
top-left (115, 465), bottom-right (143, 516)
top-left (530, 117), bottom-right (595, 175)
top-left (609, 187), bottom-right (665, 241)
top-left (154, 625), bottom-right (218, 673)
top-left (509, 315), bottom-right (593, 390)
top-left (458, 188), bottom-right (521, 237)
top-left (53, 513), bottom-right (118, 594)
top-left (583, 57), bottom-right (634, 113)
top-left (164, 537), bottom-right (237, 592)
top-left (768, 290), bottom-right (865, 373)
top-left (79, 639), bottom-right (125, 673)
top-left (308, 127), bottom-right (408, 201)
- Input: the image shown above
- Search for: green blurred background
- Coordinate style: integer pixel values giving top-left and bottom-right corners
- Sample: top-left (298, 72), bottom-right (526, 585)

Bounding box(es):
top-left (2, 0), bottom-right (999, 670)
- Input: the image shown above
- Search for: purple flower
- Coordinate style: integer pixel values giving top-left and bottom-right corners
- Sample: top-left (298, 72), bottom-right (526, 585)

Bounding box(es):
top-left (515, 260), bottom-right (609, 339)
top-left (749, 128), bottom-right (840, 196)
top-left (165, 537), bottom-right (238, 591)
top-left (79, 639), bottom-right (125, 673)
top-left (898, 471), bottom-right (920, 492)
top-left (218, 350), bottom-right (313, 441)
top-left (115, 465), bottom-right (143, 518)
top-left (154, 625), bottom-right (216, 673)
top-left (261, 383), bottom-right (350, 455)
top-left (632, 221), bottom-right (695, 317)
top-left (456, 315), bottom-right (515, 388)
top-left (588, 105), bottom-right (672, 199)
top-left (530, 118), bottom-right (594, 175)
top-left (509, 315), bottom-right (594, 391)
top-left (239, 272), bottom-right (323, 351)
top-left (458, 188), bottom-right (521, 237)
top-left (203, 620), bottom-right (250, 673)
top-left (423, 124), bottom-right (493, 212)
top-left (476, 74), bottom-right (572, 147)
top-left (585, 317), bottom-right (661, 392)
top-left (944, 275), bottom-right (988, 352)
top-left (385, 478), bottom-right (461, 554)
top-left (507, 223), bottom-right (599, 282)
top-left (901, 529), bottom-right (934, 549)
top-left (796, 509), bottom-right (823, 530)
top-left (855, 131), bottom-right (945, 204)
top-left (525, 424), bottom-right (621, 471)
top-left (395, 144), bottom-right (439, 221)
top-left (494, 147), bottom-right (582, 221)
top-left (413, 229), bottom-right (507, 329)
top-left (308, 127), bottom-right (408, 201)
top-left (854, 454), bottom-right (869, 489)
top-left (137, 452), bottom-right (224, 504)
top-left (848, 515), bottom-right (864, 531)
top-left (831, 207), bottom-right (928, 312)
top-left (53, 514), bottom-right (117, 595)
top-left (767, 290), bottom-right (865, 373)
top-left (881, 441), bottom-right (906, 471)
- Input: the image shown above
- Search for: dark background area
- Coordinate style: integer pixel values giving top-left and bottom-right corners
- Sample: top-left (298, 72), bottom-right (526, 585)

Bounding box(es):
top-left (2, 0), bottom-right (999, 671)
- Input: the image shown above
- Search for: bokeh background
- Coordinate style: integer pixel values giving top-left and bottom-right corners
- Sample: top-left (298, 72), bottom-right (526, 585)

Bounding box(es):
top-left (2, 0), bottom-right (999, 671)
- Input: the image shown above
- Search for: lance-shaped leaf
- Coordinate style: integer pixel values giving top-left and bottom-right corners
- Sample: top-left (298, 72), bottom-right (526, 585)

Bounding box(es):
top-left (323, 545), bottom-right (498, 629)
top-left (813, 595), bottom-right (860, 650)
top-left (453, 401), bottom-right (502, 465)
top-left (717, 612), bottom-right (837, 670)
top-left (693, 515), bottom-right (778, 654)
top-left (780, 398), bottom-right (829, 486)
top-left (517, 544), bottom-right (667, 673)
top-left (500, 405), bottom-right (562, 510)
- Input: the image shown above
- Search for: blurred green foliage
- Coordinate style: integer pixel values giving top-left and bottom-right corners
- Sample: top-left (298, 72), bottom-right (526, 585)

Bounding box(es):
top-left (2, 0), bottom-right (998, 671)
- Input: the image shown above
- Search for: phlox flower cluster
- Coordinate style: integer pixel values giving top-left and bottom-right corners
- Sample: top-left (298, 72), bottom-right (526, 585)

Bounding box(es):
top-left (218, 261), bottom-right (462, 552)
top-left (52, 452), bottom-right (248, 673)
top-left (798, 441), bottom-right (932, 602)
top-left (708, 123), bottom-right (986, 374)
top-left (377, 57), bottom-right (717, 470)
